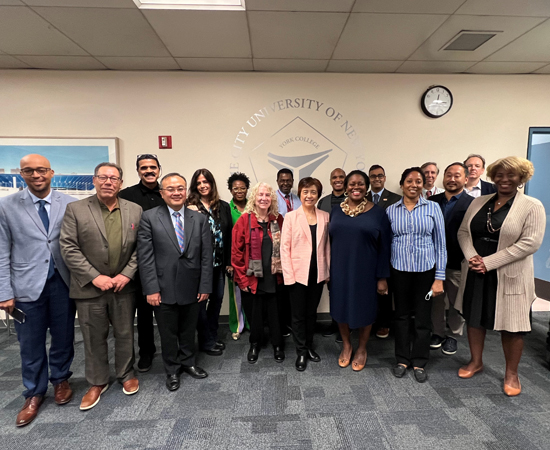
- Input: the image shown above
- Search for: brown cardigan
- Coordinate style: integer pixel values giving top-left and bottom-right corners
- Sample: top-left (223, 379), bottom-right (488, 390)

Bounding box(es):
top-left (456, 191), bottom-right (546, 332)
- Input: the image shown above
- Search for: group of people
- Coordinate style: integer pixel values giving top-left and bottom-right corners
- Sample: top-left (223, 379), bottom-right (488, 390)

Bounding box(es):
top-left (0, 151), bottom-right (546, 429)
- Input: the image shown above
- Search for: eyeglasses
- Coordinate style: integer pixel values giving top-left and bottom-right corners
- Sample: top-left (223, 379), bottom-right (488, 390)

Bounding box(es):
top-left (20, 167), bottom-right (51, 176)
top-left (369, 174), bottom-right (385, 179)
top-left (95, 175), bottom-right (121, 183)
top-left (231, 187), bottom-right (247, 192)
top-left (161, 187), bottom-right (186, 194)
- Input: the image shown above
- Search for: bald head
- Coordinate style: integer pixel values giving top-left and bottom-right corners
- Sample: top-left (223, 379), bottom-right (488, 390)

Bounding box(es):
top-left (330, 168), bottom-right (346, 195)
top-left (20, 153), bottom-right (54, 198)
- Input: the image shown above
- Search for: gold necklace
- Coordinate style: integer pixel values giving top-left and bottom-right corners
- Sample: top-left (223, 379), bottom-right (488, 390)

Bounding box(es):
top-left (341, 197), bottom-right (368, 217)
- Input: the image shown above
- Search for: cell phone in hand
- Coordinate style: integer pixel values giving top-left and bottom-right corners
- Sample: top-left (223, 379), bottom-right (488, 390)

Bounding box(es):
top-left (9, 307), bottom-right (26, 324)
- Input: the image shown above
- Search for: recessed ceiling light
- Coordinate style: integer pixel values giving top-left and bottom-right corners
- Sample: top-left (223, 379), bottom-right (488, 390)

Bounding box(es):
top-left (133, 0), bottom-right (246, 10)
top-left (440, 30), bottom-right (501, 51)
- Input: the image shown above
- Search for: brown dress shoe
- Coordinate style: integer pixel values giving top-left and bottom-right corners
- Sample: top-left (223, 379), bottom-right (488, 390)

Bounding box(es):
top-left (80, 385), bottom-right (108, 411)
top-left (16, 395), bottom-right (44, 427)
top-left (54, 380), bottom-right (73, 405)
top-left (122, 378), bottom-right (139, 395)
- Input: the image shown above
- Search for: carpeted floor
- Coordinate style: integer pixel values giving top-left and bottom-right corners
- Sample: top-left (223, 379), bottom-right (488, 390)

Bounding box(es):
top-left (1, 313), bottom-right (550, 450)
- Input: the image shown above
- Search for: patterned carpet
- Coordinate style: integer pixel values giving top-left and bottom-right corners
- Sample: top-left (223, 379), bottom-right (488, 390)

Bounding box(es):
top-left (1, 313), bottom-right (550, 450)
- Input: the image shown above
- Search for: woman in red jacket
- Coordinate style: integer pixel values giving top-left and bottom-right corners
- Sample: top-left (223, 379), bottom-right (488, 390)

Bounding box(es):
top-left (232, 182), bottom-right (285, 364)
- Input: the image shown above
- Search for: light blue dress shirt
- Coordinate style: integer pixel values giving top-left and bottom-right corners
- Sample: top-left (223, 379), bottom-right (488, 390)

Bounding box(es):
top-left (276, 190), bottom-right (301, 217)
top-left (28, 189), bottom-right (52, 217)
top-left (167, 205), bottom-right (185, 233)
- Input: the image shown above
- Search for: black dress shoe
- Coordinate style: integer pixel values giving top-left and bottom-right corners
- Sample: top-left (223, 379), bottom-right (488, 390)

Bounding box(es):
top-left (274, 346), bottom-right (285, 362)
top-left (413, 368), bottom-right (428, 383)
top-left (166, 374), bottom-right (180, 391)
top-left (214, 341), bottom-right (226, 350)
top-left (392, 364), bottom-right (408, 378)
top-left (307, 349), bottom-right (321, 362)
top-left (181, 366), bottom-right (208, 379)
top-left (248, 344), bottom-right (260, 364)
top-left (295, 355), bottom-right (307, 371)
top-left (203, 347), bottom-right (223, 356)
top-left (137, 354), bottom-right (153, 373)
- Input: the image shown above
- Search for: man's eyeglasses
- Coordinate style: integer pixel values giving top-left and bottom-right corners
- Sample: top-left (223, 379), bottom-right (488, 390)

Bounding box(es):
top-left (161, 187), bottom-right (186, 194)
top-left (369, 174), bottom-right (385, 179)
top-left (20, 167), bottom-right (51, 176)
top-left (95, 175), bottom-right (121, 183)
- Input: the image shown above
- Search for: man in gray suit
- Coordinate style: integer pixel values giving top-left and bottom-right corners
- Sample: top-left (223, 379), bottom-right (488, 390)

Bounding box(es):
top-left (60, 162), bottom-right (142, 411)
top-left (137, 173), bottom-right (212, 391)
top-left (0, 154), bottom-right (76, 427)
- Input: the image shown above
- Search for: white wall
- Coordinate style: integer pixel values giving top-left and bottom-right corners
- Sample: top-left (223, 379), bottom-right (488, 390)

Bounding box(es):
top-left (1, 70), bottom-right (549, 313)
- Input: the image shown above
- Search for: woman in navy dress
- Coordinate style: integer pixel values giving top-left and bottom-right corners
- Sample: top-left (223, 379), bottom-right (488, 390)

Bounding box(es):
top-left (329, 170), bottom-right (392, 371)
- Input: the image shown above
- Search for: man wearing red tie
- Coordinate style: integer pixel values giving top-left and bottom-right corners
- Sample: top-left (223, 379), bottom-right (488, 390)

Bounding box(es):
top-left (421, 162), bottom-right (445, 199)
top-left (276, 168), bottom-right (301, 217)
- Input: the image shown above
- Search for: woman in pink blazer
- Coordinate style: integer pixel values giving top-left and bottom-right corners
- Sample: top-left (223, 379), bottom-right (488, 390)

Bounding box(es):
top-left (280, 177), bottom-right (330, 371)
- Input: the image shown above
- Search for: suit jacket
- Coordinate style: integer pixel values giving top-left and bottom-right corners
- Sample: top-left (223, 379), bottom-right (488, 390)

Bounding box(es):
top-left (481, 179), bottom-right (497, 195)
top-left (60, 195), bottom-right (142, 299)
top-left (457, 191), bottom-right (546, 332)
top-left (366, 189), bottom-right (402, 211)
top-left (429, 191), bottom-right (474, 270)
top-left (280, 206), bottom-right (330, 285)
top-left (137, 205), bottom-right (213, 305)
top-left (0, 189), bottom-right (75, 302)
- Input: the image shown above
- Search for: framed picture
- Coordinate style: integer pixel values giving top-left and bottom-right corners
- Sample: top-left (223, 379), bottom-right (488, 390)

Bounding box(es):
top-left (526, 127), bottom-right (550, 300)
top-left (0, 137), bottom-right (118, 200)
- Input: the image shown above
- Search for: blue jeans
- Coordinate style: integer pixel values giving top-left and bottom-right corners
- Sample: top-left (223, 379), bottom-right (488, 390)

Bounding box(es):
top-left (197, 266), bottom-right (225, 350)
top-left (14, 271), bottom-right (76, 398)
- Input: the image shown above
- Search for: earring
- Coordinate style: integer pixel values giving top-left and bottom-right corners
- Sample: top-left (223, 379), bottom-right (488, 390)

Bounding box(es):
top-left (344, 191), bottom-right (349, 197)
top-left (518, 183), bottom-right (524, 189)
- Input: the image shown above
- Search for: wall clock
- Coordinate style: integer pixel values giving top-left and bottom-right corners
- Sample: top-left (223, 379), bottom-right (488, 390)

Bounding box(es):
top-left (421, 85), bottom-right (453, 118)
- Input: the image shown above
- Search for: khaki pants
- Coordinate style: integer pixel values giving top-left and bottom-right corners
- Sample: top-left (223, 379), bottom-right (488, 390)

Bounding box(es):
top-left (431, 268), bottom-right (465, 337)
top-left (76, 291), bottom-right (136, 386)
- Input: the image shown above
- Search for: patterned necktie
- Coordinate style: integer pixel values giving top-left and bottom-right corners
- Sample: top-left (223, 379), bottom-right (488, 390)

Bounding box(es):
top-left (426, 190), bottom-right (432, 198)
top-left (284, 194), bottom-right (293, 212)
top-left (373, 193), bottom-right (380, 205)
top-left (173, 211), bottom-right (185, 252)
top-left (38, 200), bottom-right (55, 279)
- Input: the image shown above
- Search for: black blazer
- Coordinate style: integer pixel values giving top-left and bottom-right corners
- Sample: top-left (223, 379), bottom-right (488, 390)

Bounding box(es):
top-left (366, 189), bottom-right (402, 211)
top-left (137, 205), bottom-right (213, 305)
top-left (429, 191), bottom-right (474, 270)
top-left (481, 179), bottom-right (497, 195)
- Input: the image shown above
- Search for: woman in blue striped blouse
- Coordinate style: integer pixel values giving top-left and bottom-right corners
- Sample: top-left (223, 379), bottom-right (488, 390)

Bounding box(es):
top-left (386, 167), bottom-right (447, 383)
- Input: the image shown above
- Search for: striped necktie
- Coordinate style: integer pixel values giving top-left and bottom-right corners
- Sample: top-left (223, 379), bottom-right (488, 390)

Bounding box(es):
top-left (38, 200), bottom-right (55, 279)
top-left (173, 211), bottom-right (185, 251)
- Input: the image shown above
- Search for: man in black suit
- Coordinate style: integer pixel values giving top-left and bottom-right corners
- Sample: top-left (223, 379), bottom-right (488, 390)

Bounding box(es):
top-left (137, 173), bottom-right (213, 391)
top-left (464, 154), bottom-right (496, 197)
top-left (366, 165), bottom-right (402, 339)
top-left (429, 163), bottom-right (474, 355)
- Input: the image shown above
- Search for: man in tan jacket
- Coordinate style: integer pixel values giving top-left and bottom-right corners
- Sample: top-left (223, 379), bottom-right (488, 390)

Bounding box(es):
top-left (60, 162), bottom-right (142, 411)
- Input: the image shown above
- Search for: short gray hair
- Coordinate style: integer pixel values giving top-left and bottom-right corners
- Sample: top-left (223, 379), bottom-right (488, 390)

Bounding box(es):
top-left (421, 162), bottom-right (439, 174)
top-left (94, 162), bottom-right (123, 179)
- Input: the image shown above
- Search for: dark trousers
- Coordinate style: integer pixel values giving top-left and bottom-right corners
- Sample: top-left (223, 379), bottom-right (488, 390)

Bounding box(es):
top-left (392, 267), bottom-right (435, 368)
top-left (374, 281), bottom-right (393, 329)
top-left (197, 266), bottom-right (225, 350)
top-left (14, 271), bottom-right (75, 398)
top-left (289, 281), bottom-right (324, 355)
top-left (277, 283), bottom-right (292, 331)
top-left (76, 291), bottom-right (135, 385)
top-left (136, 289), bottom-right (157, 358)
top-left (241, 290), bottom-right (283, 347)
top-left (155, 302), bottom-right (200, 375)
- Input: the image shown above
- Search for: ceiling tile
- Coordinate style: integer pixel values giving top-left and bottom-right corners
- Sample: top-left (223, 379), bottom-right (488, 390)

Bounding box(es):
top-left (466, 61), bottom-right (547, 73)
top-left (326, 60), bottom-right (402, 73)
top-left (397, 60), bottom-right (475, 73)
top-left (534, 64), bottom-right (550, 73)
top-left (486, 20), bottom-right (550, 62)
top-left (409, 15), bottom-right (545, 61)
top-left (25, 0), bottom-right (136, 7)
top-left (143, 10), bottom-right (250, 58)
top-left (0, 55), bottom-right (30, 68)
top-left (249, 11), bottom-right (347, 59)
top-left (456, 0), bottom-right (550, 17)
top-left (33, 7), bottom-right (170, 57)
top-left (16, 55), bottom-right (106, 69)
top-left (353, 0), bottom-right (464, 14)
top-left (0, 6), bottom-right (87, 55)
top-left (253, 59), bottom-right (328, 72)
top-left (97, 56), bottom-right (179, 70)
top-left (333, 13), bottom-right (448, 60)
top-left (176, 57), bottom-right (252, 71)
top-left (246, 0), bottom-right (354, 12)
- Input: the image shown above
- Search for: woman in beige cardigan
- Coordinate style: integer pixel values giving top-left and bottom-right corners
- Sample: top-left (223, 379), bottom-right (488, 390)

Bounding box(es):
top-left (456, 156), bottom-right (545, 396)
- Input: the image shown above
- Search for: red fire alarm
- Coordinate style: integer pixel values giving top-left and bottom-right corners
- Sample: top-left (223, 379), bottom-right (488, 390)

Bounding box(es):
top-left (158, 136), bottom-right (172, 149)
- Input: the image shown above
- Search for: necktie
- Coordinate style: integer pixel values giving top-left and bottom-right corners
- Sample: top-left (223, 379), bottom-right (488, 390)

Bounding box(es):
top-left (284, 194), bottom-right (293, 212)
top-left (426, 190), bottom-right (432, 198)
top-left (173, 211), bottom-right (185, 251)
top-left (373, 193), bottom-right (379, 205)
top-left (38, 200), bottom-right (55, 279)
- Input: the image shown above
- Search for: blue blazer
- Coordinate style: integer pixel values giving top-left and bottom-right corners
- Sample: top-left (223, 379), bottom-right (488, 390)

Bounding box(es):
top-left (481, 180), bottom-right (497, 195)
top-left (0, 188), bottom-right (75, 302)
top-left (429, 191), bottom-right (474, 270)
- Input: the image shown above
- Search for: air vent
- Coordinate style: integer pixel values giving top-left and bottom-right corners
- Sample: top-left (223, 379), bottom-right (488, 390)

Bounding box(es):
top-left (441, 31), bottom-right (501, 51)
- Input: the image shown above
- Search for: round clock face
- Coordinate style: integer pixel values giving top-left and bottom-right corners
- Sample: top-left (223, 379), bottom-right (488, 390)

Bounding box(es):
top-left (421, 85), bottom-right (453, 118)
